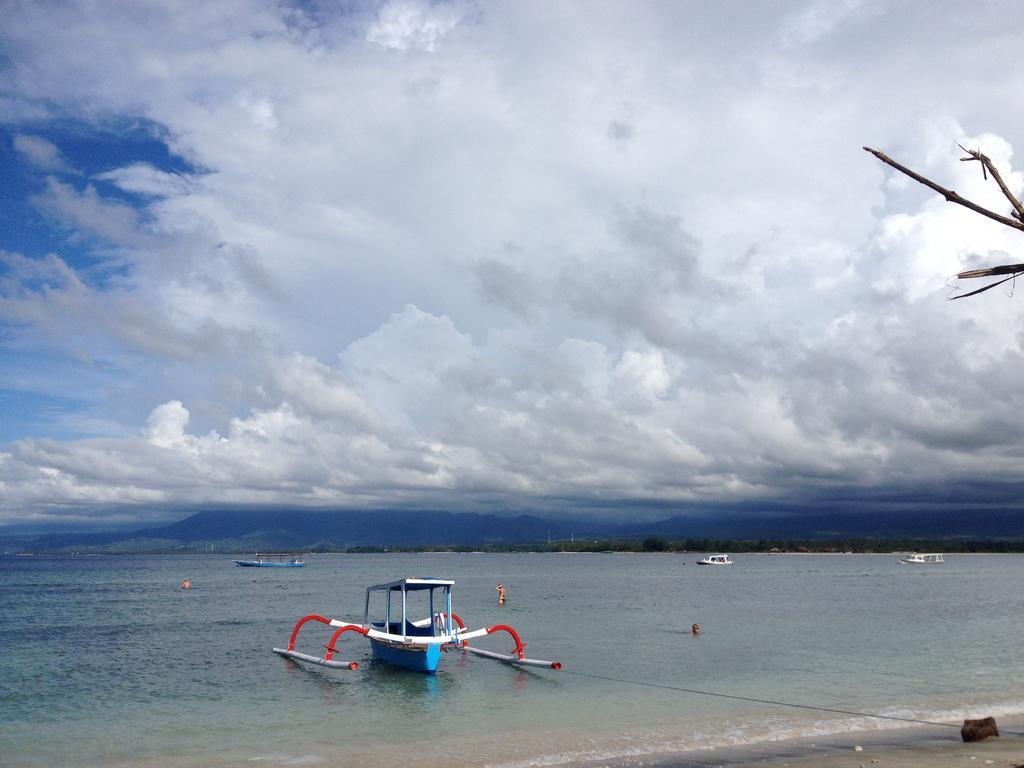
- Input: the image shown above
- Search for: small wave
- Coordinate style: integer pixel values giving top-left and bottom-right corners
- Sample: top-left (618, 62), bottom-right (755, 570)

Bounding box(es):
top-left (484, 700), bottom-right (1024, 768)
top-left (247, 754), bottom-right (324, 765)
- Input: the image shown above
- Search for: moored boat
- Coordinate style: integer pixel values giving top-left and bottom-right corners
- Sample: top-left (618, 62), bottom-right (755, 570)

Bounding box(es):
top-left (273, 577), bottom-right (560, 673)
top-left (233, 552), bottom-right (307, 567)
top-left (898, 552), bottom-right (944, 565)
top-left (696, 554), bottom-right (733, 565)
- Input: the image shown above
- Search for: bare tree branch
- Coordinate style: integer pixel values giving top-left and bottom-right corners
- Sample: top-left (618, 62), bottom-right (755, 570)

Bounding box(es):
top-left (863, 146), bottom-right (1024, 232)
top-left (957, 263), bottom-right (1024, 279)
top-left (957, 144), bottom-right (1024, 221)
top-left (949, 270), bottom-right (1024, 300)
top-left (865, 143), bottom-right (1024, 300)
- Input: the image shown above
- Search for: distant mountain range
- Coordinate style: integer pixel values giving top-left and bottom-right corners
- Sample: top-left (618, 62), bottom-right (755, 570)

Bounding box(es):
top-left (2, 506), bottom-right (1024, 553)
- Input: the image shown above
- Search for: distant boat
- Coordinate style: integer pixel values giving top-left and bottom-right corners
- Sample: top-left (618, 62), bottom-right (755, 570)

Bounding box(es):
top-left (696, 554), bottom-right (733, 565)
top-left (233, 552), bottom-right (307, 567)
top-left (898, 552), bottom-right (943, 565)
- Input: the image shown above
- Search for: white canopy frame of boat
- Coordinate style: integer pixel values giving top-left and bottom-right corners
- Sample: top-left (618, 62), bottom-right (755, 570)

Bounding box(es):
top-left (272, 576), bottom-right (561, 671)
top-left (364, 577), bottom-right (457, 639)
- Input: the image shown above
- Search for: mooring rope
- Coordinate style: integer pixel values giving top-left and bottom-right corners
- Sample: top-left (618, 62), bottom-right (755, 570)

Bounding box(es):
top-left (560, 669), bottom-right (1024, 737)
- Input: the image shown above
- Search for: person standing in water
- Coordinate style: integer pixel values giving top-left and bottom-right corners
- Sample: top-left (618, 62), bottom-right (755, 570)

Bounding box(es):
top-left (496, 583), bottom-right (507, 605)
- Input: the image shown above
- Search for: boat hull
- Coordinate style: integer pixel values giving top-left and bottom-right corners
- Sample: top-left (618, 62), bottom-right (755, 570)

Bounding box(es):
top-left (369, 638), bottom-right (443, 673)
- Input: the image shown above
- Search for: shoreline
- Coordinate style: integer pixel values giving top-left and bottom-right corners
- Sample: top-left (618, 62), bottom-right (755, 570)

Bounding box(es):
top-left (470, 709), bottom-right (1024, 768)
top-left (9, 550), bottom-right (1024, 557)
top-left (590, 717), bottom-right (1024, 768)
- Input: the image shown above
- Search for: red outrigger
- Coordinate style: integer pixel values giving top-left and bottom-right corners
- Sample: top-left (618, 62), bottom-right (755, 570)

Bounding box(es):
top-left (273, 577), bottom-right (561, 673)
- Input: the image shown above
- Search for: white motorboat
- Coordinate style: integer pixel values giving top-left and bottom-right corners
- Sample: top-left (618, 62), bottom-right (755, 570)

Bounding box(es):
top-left (696, 554), bottom-right (733, 565)
top-left (898, 552), bottom-right (944, 565)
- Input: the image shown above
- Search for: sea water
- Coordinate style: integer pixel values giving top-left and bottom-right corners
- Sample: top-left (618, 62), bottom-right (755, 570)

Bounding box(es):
top-left (2, 552), bottom-right (1023, 767)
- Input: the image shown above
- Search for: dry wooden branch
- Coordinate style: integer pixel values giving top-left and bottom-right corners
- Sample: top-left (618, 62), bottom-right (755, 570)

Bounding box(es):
top-left (949, 270), bottom-right (1024, 300)
top-left (957, 143), bottom-right (1024, 221)
top-left (957, 263), bottom-right (1024, 279)
top-left (865, 144), bottom-right (1024, 300)
top-left (863, 146), bottom-right (1024, 232)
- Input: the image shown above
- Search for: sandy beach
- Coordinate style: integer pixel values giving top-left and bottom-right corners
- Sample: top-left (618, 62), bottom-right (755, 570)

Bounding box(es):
top-left (720, 737), bottom-right (1024, 768)
top-left (639, 720), bottom-right (1024, 768)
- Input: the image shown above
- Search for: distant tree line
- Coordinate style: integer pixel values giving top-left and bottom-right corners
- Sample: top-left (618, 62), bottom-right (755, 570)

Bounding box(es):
top-left (13, 535), bottom-right (1024, 556)
top-left (340, 536), bottom-right (1024, 555)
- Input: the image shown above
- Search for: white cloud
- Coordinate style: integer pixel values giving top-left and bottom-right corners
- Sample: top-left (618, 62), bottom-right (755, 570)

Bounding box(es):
top-left (782, 0), bottom-right (868, 46)
top-left (2, 1), bottom-right (1024, 523)
top-left (95, 163), bottom-right (194, 197)
top-left (146, 400), bottom-right (196, 449)
top-left (613, 349), bottom-right (670, 402)
top-left (366, 0), bottom-right (462, 52)
top-left (13, 133), bottom-right (71, 171)
top-left (236, 91), bottom-right (278, 131)
top-left (31, 178), bottom-right (143, 245)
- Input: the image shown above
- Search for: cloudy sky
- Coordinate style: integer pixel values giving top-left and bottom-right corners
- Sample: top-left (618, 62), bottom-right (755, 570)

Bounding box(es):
top-left (2, 0), bottom-right (1023, 527)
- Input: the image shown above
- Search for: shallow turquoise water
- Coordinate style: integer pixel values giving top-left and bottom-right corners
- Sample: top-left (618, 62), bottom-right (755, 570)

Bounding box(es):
top-left (2, 552), bottom-right (1022, 767)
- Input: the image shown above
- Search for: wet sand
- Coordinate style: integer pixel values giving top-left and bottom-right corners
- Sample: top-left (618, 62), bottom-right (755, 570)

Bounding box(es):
top-left (595, 718), bottom-right (1024, 768)
top-left (716, 736), bottom-right (1023, 768)
top-left (585, 720), bottom-right (1024, 768)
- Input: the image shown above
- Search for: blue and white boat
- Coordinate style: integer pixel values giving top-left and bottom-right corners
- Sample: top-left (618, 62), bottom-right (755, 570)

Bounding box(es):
top-left (233, 552), bottom-right (307, 567)
top-left (273, 577), bottom-right (560, 673)
top-left (364, 577), bottom-right (455, 672)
